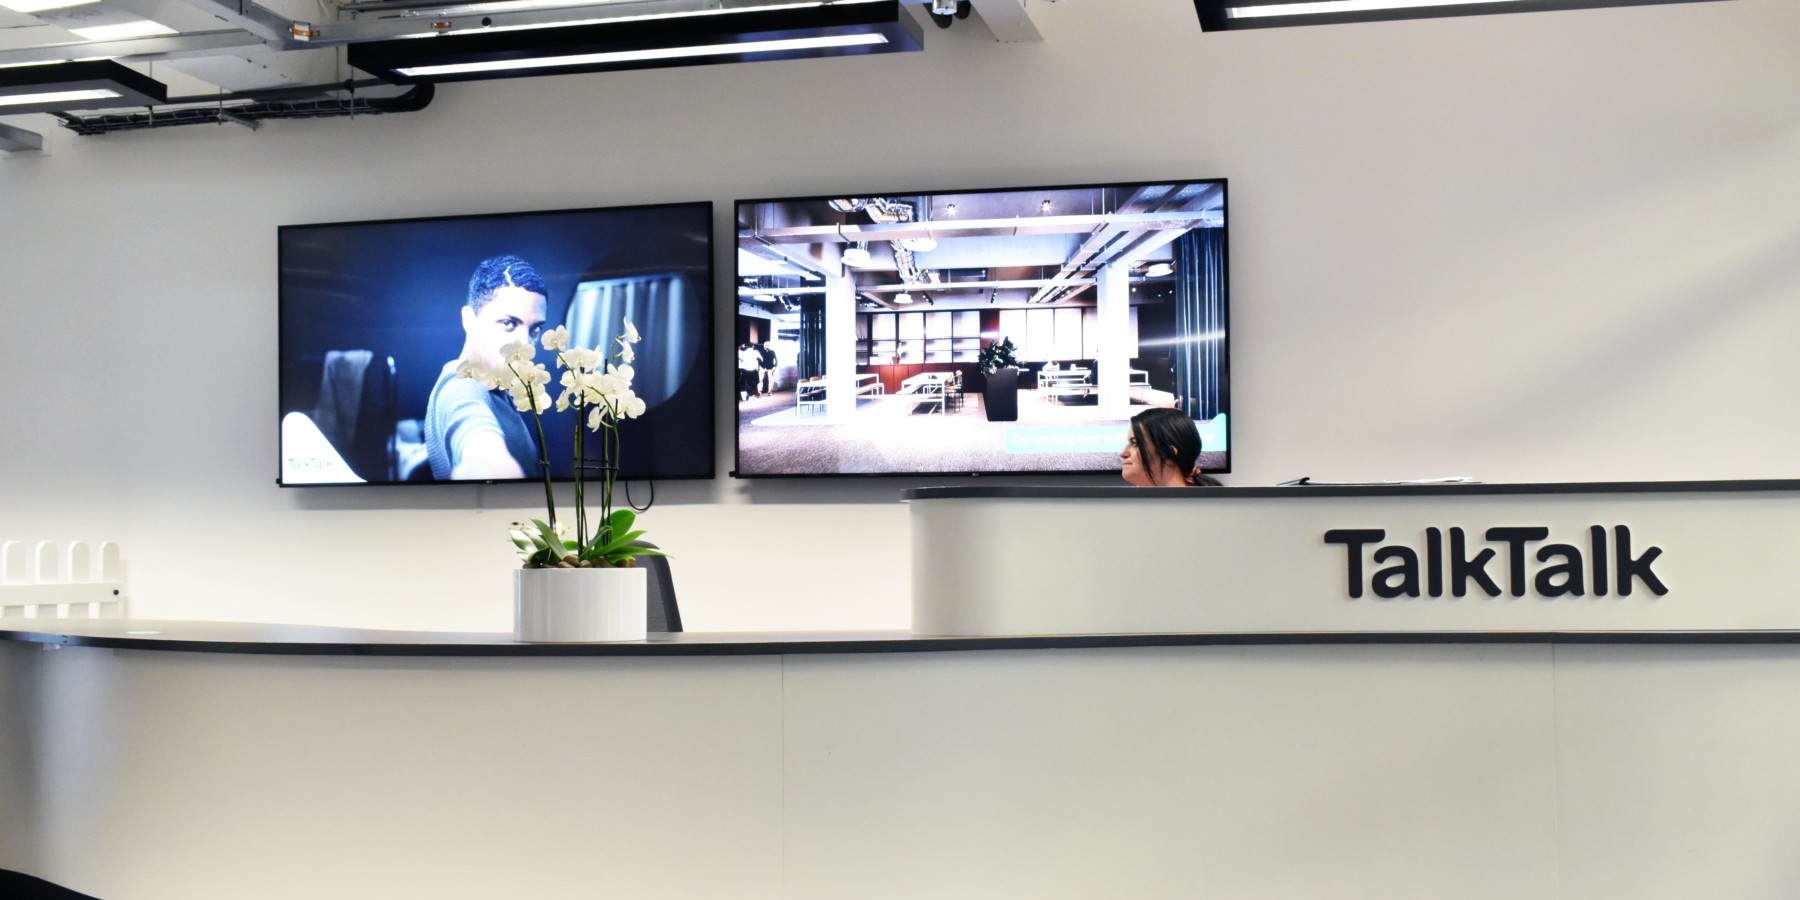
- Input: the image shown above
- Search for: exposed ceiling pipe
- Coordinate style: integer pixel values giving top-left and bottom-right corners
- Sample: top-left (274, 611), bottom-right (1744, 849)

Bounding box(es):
top-left (53, 81), bottom-right (434, 136)
top-left (891, 244), bottom-right (922, 285)
top-left (864, 198), bottom-right (937, 253)
top-left (835, 195), bottom-right (939, 308)
top-left (1028, 184), bottom-right (1220, 305)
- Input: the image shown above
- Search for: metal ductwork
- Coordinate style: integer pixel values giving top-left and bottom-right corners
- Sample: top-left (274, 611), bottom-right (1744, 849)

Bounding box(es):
top-left (832, 195), bottom-right (940, 307)
top-left (53, 81), bottom-right (433, 135)
top-left (0, 1), bottom-right (1040, 141)
top-left (1027, 183), bottom-right (1223, 305)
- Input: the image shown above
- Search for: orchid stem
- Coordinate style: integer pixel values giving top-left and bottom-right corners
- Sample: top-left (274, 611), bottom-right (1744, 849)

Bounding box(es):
top-left (574, 400), bottom-right (587, 549)
top-left (513, 360), bottom-right (557, 534)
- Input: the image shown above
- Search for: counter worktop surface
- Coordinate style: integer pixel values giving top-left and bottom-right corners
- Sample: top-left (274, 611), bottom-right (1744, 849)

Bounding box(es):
top-left (4, 619), bottom-right (1798, 655)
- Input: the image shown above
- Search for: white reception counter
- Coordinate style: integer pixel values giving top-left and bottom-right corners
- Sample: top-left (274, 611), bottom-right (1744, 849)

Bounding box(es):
top-left (907, 480), bottom-right (1800, 637)
top-left (5, 481), bottom-right (1800, 900)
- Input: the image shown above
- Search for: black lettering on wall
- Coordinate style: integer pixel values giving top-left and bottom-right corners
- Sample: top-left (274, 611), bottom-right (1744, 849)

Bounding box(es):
top-left (1487, 527), bottom-right (1550, 598)
top-left (1590, 525), bottom-right (1609, 596)
top-left (1325, 529), bottom-right (1385, 599)
top-left (1450, 527), bottom-right (1501, 598)
top-left (1323, 523), bottom-right (1668, 602)
top-left (1614, 525), bottom-right (1668, 596)
top-left (1372, 545), bottom-right (1421, 599)
top-left (1534, 544), bottom-right (1586, 597)
top-left (1425, 527), bottom-right (1444, 598)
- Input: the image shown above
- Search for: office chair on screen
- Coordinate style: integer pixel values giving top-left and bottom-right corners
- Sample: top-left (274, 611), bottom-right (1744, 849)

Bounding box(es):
top-left (634, 541), bottom-right (682, 633)
top-left (312, 349), bottom-right (398, 481)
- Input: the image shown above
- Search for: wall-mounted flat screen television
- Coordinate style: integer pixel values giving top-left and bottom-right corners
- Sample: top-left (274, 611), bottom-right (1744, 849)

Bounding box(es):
top-left (279, 201), bottom-right (714, 486)
top-left (732, 179), bottom-right (1227, 478)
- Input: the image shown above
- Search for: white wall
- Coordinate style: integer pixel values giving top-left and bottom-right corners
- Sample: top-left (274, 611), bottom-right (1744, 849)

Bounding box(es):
top-left (1, 1), bottom-right (1796, 632)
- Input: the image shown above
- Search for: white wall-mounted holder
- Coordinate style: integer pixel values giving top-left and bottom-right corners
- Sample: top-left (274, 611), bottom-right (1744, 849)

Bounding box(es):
top-left (0, 540), bottom-right (125, 620)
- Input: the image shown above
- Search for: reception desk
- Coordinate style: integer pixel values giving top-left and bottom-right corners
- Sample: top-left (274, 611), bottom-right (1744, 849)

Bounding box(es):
top-left (7, 481), bottom-right (1800, 900)
top-left (906, 480), bottom-right (1800, 637)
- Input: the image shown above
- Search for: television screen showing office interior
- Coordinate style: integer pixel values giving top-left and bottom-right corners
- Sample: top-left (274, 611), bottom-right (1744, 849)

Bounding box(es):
top-left (0, 1), bottom-right (1794, 640)
top-left (734, 180), bottom-right (1228, 477)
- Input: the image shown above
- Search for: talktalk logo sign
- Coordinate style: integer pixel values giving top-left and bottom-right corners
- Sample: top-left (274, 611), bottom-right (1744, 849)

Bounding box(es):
top-left (1324, 526), bottom-right (1668, 600)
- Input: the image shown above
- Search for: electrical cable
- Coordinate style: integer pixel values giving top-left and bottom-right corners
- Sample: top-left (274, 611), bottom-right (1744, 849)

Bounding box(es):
top-left (625, 479), bottom-right (655, 513)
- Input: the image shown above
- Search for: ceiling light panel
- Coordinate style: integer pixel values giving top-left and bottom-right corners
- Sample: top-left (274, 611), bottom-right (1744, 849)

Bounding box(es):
top-left (67, 20), bottom-right (177, 41)
top-left (1194, 0), bottom-right (1732, 30)
top-left (0, 0), bottom-right (98, 12)
top-left (348, 0), bottom-right (922, 83)
top-left (305, 0), bottom-right (893, 46)
top-left (394, 33), bottom-right (888, 77)
top-left (0, 58), bottom-right (166, 114)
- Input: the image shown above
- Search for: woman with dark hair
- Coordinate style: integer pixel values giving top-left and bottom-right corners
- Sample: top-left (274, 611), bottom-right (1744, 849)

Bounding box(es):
top-left (1121, 407), bottom-right (1220, 487)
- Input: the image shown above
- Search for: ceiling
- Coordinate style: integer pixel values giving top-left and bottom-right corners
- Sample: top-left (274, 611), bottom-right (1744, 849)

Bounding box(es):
top-left (0, 0), bottom-right (329, 97)
top-left (0, 0), bottom-right (1042, 128)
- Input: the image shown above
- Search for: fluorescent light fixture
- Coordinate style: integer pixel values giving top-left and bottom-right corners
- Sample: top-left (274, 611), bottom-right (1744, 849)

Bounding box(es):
top-left (350, 0), bottom-right (922, 84)
top-left (413, 0), bottom-right (881, 25)
top-left (0, 87), bottom-right (117, 107)
top-left (737, 248), bottom-right (801, 277)
top-left (398, 32), bottom-right (884, 77)
top-left (0, 59), bottom-right (166, 114)
top-left (1194, 0), bottom-right (1732, 30)
top-left (67, 20), bottom-right (178, 42)
top-left (0, 0), bottom-right (98, 12)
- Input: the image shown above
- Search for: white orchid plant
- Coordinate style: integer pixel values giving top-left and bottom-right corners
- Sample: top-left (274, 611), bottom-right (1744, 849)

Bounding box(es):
top-left (455, 320), bottom-right (662, 569)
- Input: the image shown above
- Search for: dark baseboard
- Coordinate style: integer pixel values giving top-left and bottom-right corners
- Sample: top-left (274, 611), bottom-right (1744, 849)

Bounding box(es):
top-left (0, 870), bottom-right (100, 900)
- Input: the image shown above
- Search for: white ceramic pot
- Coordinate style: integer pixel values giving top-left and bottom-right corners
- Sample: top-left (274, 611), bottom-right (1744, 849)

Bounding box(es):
top-left (514, 566), bottom-right (648, 642)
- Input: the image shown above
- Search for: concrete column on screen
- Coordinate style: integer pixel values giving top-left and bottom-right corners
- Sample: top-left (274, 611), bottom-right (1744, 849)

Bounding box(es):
top-left (825, 273), bottom-right (858, 420)
top-left (1095, 261), bottom-right (1131, 419)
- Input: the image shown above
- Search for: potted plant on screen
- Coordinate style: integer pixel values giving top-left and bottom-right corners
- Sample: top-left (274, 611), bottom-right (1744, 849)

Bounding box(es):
top-left (977, 337), bottom-right (1022, 422)
top-left (454, 320), bottom-right (663, 642)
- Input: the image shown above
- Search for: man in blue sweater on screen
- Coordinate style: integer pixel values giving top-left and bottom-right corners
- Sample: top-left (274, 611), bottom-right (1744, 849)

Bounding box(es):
top-left (424, 255), bottom-right (549, 481)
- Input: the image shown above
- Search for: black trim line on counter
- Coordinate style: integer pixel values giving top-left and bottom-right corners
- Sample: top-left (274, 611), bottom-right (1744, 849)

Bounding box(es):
top-left (901, 479), bottom-right (1800, 501)
top-left (9, 626), bottom-right (1800, 658)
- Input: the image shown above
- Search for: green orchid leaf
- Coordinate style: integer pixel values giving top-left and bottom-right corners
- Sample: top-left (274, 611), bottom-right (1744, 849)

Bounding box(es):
top-left (607, 508), bottom-right (637, 534)
top-left (531, 518), bottom-right (574, 562)
top-left (581, 530), bottom-right (642, 560)
top-left (612, 544), bottom-right (667, 561)
top-left (591, 529), bottom-right (645, 556)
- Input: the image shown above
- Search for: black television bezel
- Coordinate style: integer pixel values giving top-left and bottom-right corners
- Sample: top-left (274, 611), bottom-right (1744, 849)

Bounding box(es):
top-left (276, 199), bottom-right (717, 488)
top-left (730, 176), bottom-right (1230, 480)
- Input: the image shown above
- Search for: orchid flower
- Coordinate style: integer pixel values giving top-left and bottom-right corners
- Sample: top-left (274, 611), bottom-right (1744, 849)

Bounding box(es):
top-left (456, 320), bottom-right (660, 570)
